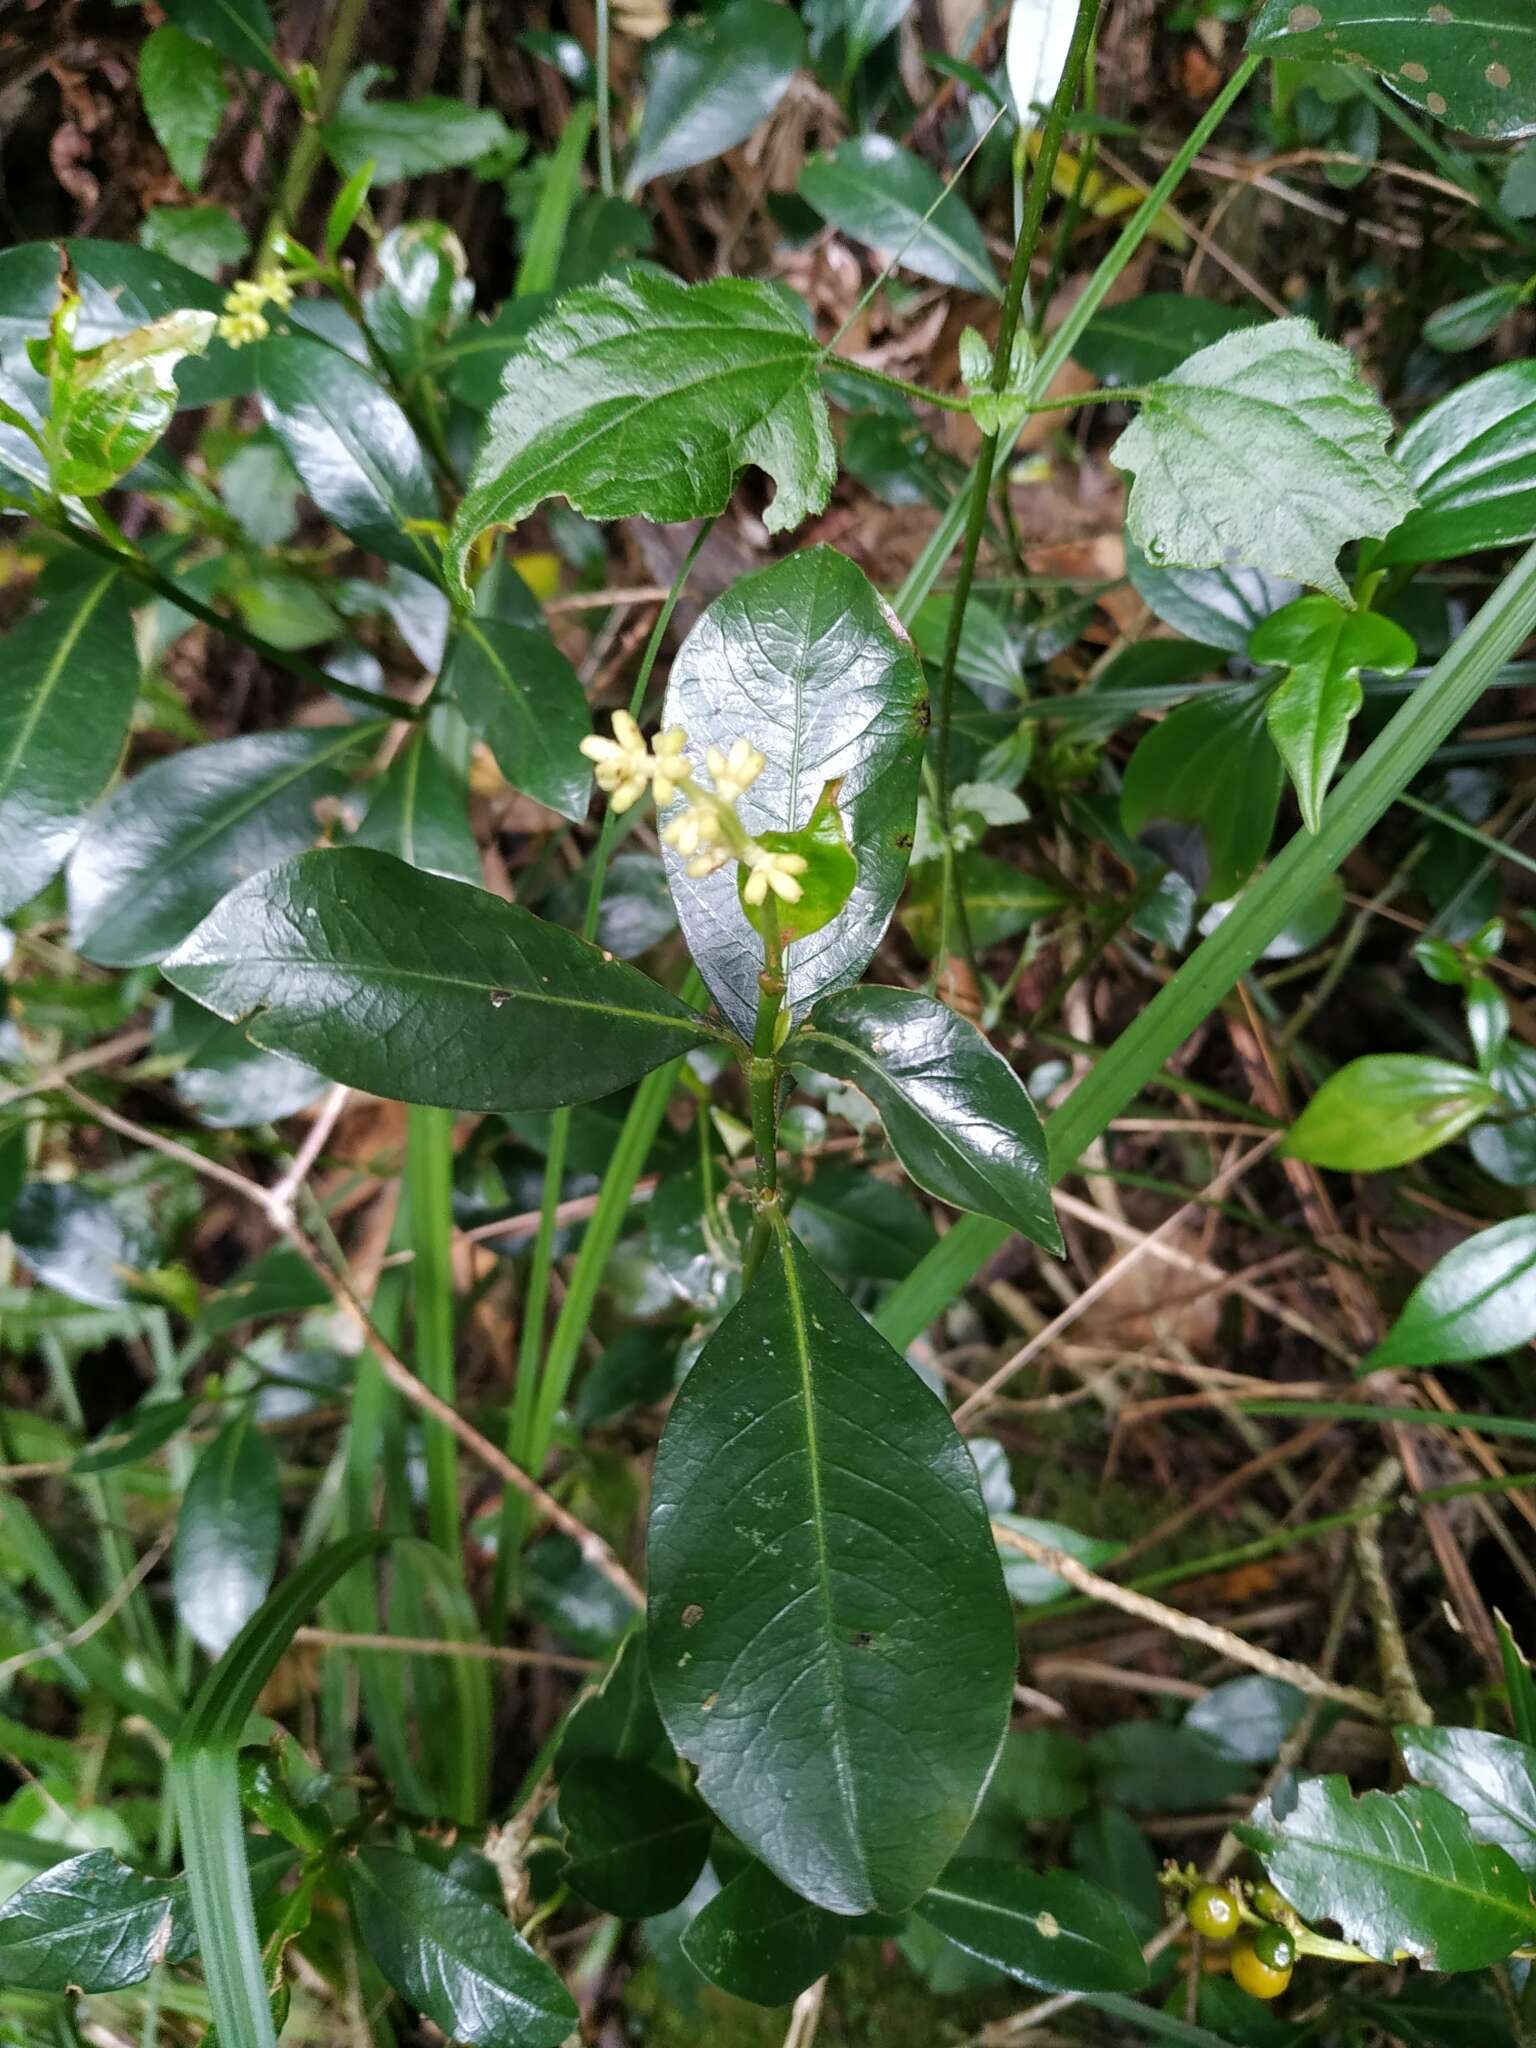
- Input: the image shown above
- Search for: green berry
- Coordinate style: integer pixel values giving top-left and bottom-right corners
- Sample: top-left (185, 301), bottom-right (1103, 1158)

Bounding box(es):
top-left (1187, 1883), bottom-right (1241, 1940)
top-left (1250, 1882), bottom-right (1287, 1921)
top-left (1251, 1923), bottom-right (1295, 1972)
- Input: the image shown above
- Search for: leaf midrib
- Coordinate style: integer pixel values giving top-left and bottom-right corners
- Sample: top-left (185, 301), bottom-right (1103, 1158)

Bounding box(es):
top-left (0, 568), bottom-right (119, 802)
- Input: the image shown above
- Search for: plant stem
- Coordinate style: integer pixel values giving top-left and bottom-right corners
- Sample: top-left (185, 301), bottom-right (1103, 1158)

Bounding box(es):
top-left (404, 1106), bottom-right (461, 1575)
top-left (595, 0), bottom-right (615, 200)
top-left (931, 0), bottom-right (1103, 846)
top-left (827, 358), bottom-right (973, 412)
top-left (876, 537), bottom-right (1536, 1349)
top-left (744, 906), bottom-right (786, 1288)
top-left (264, 0), bottom-right (370, 261)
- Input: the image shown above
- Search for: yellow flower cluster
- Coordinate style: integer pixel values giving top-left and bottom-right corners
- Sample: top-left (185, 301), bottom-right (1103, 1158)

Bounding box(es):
top-left (580, 716), bottom-right (807, 904)
top-left (216, 268), bottom-right (296, 349)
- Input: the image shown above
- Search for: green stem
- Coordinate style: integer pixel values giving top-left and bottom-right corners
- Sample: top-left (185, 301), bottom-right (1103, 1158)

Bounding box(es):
top-left (263, 0), bottom-right (370, 262)
top-left (826, 358), bottom-right (973, 413)
top-left (42, 516), bottom-right (412, 721)
top-left (876, 538), bottom-right (1536, 1350)
top-left (595, 0), bottom-right (615, 200)
top-left (405, 1107), bottom-right (461, 1575)
top-left (744, 908), bottom-right (786, 1288)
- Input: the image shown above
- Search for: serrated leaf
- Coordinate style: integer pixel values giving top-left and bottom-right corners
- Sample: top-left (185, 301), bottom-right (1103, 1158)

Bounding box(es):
top-left (660, 547), bottom-right (925, 1039)
top-left (348, 1847), bottom-right (577, 2048)
top-left (257, 333), bottom-right (441, 580)
top-left (140, 25), bottom-right (226, 189)
top-left (448, 273), bottom-right (833, 591)
top-left (1283, 1054), bottom-right (1499, 1171)
top-left (1111, 319), bottom-right (1417, 603)
top-left (1120, 688), bottom-right (1283, 902)
top-left (162, 847), bottom-right (715, 1112)
top-left (559, 1761), bottom-right (711, 1917)
top-left (1244, 1775), bottom-right (1536, 1971)
top-left (174, 1414), bottom-right (281, 1658)
top-left (1247, 1), bottom-right (1536, 144)
top-left (1364, 1213), bottom-right (1536, 1369)
top-left (1252, 596), bottom-right (1417, 832)
top-left (916, 1861), bottom-right (1149, 1993)
top-left (682, 1860), bottom-right (849, 2005)
top-left (799, 985), bottom-right (1061, 1249)
top-left (628, 0), bottom-right (804, 188)
top-left (1399, 1726), bottom-right (1536, 1877)
top-left (646, 1229), bottom-right (1015, 1916)
top-left (800, 136), bottom-right (1000, 297)
top-left (0, 1850), bottom-right (195, 1992)
top-left (67, 724), bottom-right (379, 968)
top-left (0, 571), bottom-right (139, 918)
top-left (1377, 362), bottom-right (1536, 566)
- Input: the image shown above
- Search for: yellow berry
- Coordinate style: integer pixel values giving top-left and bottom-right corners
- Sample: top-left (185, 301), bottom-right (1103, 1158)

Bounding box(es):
top-left (1187, 1883), bottom-right (1241, 1940)
top-left (1232, 1933), bottom-right (1293, 2001)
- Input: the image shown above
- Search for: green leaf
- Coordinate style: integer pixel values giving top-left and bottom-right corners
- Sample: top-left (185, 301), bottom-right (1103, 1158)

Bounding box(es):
top-left (559, 1761), bottom-right (711, 1916)
top-left (916, 1861), bottom-right (1149, 1993)
top-left (140, 25), bottom-right (225, 190)
top-left (1242, 1775), bottom-right (1536, 1971)
top-left (140, 202), bottom-right (249, 278)
top-left (50, 308), bottom-right (217, 495)
top-left (162, 847), bottom-right (716, 1112)
top-left (10, 1182), bottom-right (155, 1310)
top-left (1125, 535), bottom-right (1299, 655)
top-left (1111, 319), bottom-right (1417, 604)
top-left (799, 985), bottom-right (1061, 1250)
top-left (1424, 282), bottom-right (1525, 354)
top-left (646, 1229), bottom-right (1015, 1916)
top-left (162, 0), bottom-right (281, 79)
top-left (67, 724), bottom-right (378, 968)
top-left (77, 1394), bottom-right (198, 1475)
top-left (161, 989), bottom-right (327, 1128)
top-left (629, 0), bottom-right (804, 188)
top-left (0, 1850), bottom-right (195, 1992)
top-left (790, 1162), bottom-right (937, 1282)
top-left (1364, 1213), bottom-right (1536, 1368)
top-left (447, 273), bottom-right (833, 590)
top-left (799, 136), bottom-right (1001, 297)
top-left (354, 714), bottom-right (480, 887)
top-left (1071, 294), bottom-right (1261, 388)
top-left (320, 66), bottom-right (514, 184)
top-left (1282, 1053), bottom-right (1499, 1171)
top-left (349, 1847), bottom-right (577, 2048)
top-left (556, 1628), bottom-right (668, 1770)
top-left (0, 571), bottom-right (139, 918)
top-left (1252, 596), bottom-right (1416, 833)
top-left (1121, 688), bottom-right (1283, 902)
top-left (1399, 1726), bottom-right (1536, 1878)
top-left (1184, 1676), bottom-right (1303, 1765)
top-left (174, 1413), bottom-right (281, 1659)
top-left (660, 547), bottom-right (925, 1039)
top-left (1506, 141), bottom-right (1536, 218)
top-left (904, 852), bottom-right (1067, 955)
top-left (993, 1516), bottom-right (1122, 1608)
top-left (257, 334), bottom-right (440, 581)
top-left (912, 592), bottom-right (1024, 696)
top-left (444, 613), bottom-right (592, 823)
top-left (740, 781), bottom-right (858, 949)
top-left (681, 1860), bottom-right (849, 2005)
top-left (1376, 362), bottom-right (1536, 567)
top-left (1247, 1), bottom-right (1536, 143)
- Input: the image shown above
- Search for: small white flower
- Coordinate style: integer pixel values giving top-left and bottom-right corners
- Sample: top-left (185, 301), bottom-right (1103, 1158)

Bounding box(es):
top-left (650, 725), bottom-right (694, 806)
top-left (686, 846), bottom-right (732, 879)
top-left (705, 738), bottom-right (765, 806)
top-left (741, 844), bottom-right (808, 906)
top-left (661, 803), bottom-right (721, 857)
top-left (580, 709), bottom-right (653, 811)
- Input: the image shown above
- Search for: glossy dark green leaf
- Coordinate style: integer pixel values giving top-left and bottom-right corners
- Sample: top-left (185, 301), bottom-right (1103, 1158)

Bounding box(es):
top-left (1120, 689), bottom-right (1282, 902)
top-left (160, 988), bottom-right (327, 1128)
top-left (1283, 1054), bottom-right (1499, 1171)
top-left (0, 571), bottom-right (139, 918)
top-left (800, 136), bottom-right (1000, 297)
top-left (1071, 294), bottom-right (1261, 388)
top-left (647, 1230), bottom-right (1015, 1915)
top-left (556, 1628), bottom-right (668, 1770)
top-left (1247, 1), bottom-right (1536, 143)
top-left (163, 847), bottom-right (715, 1112)
top-left (77, 1394), bottom-right (197, 1475)
top-left (256, 334), bottom-right (439, 579)
top-left (174, 1413), bottom-right (281, 1658)
top-left (800, 985), bottom-right (1060, 1249)
top-left (911, 592), bottom-right (1023, 696)
top-left (1364, 1214), bottom-right (1536, 1368)
top-left (1125, 536), bottom-right (1299, 656)
top-left (789, 1162), bottom-right (936, 1281)
top-left (629, 0), bottom-right (804, 188)
top-left (560, 1761), bottom-right (711, 1916)
top-left (0, 1850), bottom-right (195, 1992)
top-left (354, 715), bottom-right (480, 886)
top-left (348, 1847), bottom-right (577, 2048)
top-left (444, 614), bottom-right (591, 823)
top-left (140, 24), bottom-right (225, 189)
top-left (916, 1861), bottom-right (1148, 1993)
top-left (365, 223), bottom-right (474, 383)
top-left (904, 851), bottom-right (1067, 955)
top-left (1424, 282), bottom-right (1525, 353)
top-left (1354, 1980), bottom-right (1516, 2048)
top-left (68, 724), bottom-right (377, 967)
top-left (140, 202), bottom-right (248, 279)
top-left (660, 547), bottom-right (925, 1038)
top-left (741, 782), bottom-right (858, 949)
top-left (1242, 1775), bottom-right (1536, 1971)
top-left (1377, 363), bottom-right (1536, 566)
top-left (682, 1860), bottom-right (849, 2005)
top-left (1252, 596), bottom-right (1416, 832)
top-left (1112, 320), bottom-right (1416, 603)
top-left (448, 273), bottom-right (832, 590)
top-left (804, 0), bottom-right (912, 71)
top-left (548, 853), bottom-right (678, 963)
top-left (321, 66), bottom-right (513, 184)
top-left (1184, 1676), bottom-right (1303, 1765)
top-left (1399, 1726), bottom-right (1536, 1877)
top-left (10, 1182), bottom-right (155, 1309)
top-left (1071, 1806), bottom-right (1162, 1939)
top-left (162, 0), bottom-right (281, 77)
top-left (1472, 1037), bottom-right (1536, 1186)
